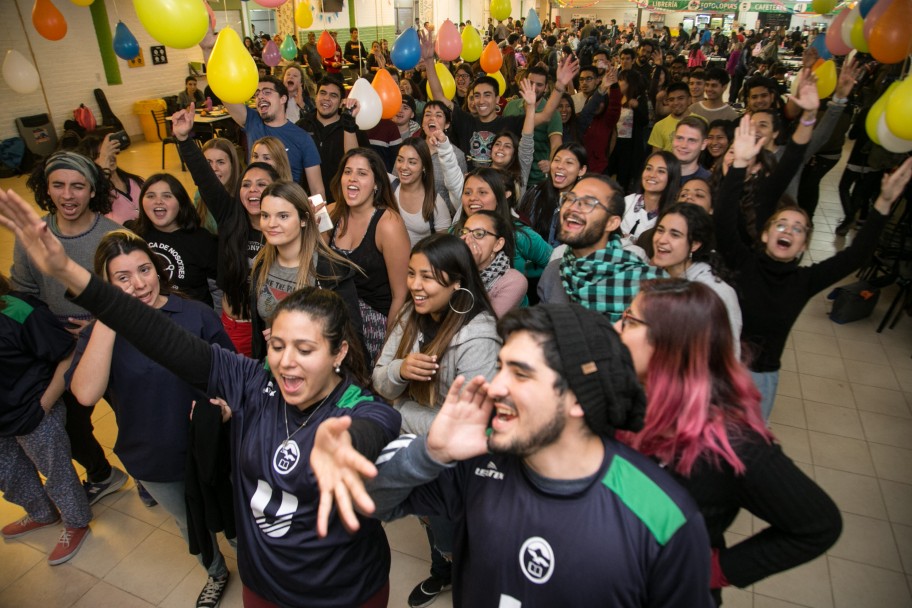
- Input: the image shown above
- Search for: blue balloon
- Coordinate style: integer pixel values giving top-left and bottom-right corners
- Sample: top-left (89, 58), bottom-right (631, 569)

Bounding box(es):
top-left (391, 27), bottom-right (420, 71)
top-left (524, 9), bottom-right (542, 38)
top-left (113, 21), bottom-right (140, 61)
top-left (809, 32), bottom-right (832, 60)
top-left (859, 0), bottom-right (877, 17)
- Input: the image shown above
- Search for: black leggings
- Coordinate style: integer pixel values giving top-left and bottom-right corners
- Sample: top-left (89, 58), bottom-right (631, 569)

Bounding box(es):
top-left (63, 390), bottom-right (112, 483)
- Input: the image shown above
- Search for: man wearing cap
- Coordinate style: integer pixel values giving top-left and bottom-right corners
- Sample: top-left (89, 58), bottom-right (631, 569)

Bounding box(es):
top-left (537, 174), bottom-right (662, 319)
top-left (311, 304), bottom-right (714, 608)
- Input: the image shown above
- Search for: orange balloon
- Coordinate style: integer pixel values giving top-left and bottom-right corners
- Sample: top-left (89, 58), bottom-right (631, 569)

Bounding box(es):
top-left (479, 41), bottom-right (502, 74)
top-left (317, 31), bottom-right (336, 60)
top-left (868, 0), bottom-right (912, 64)
top-left (373, 68), bottom-right (403, 120)
top-left (32, 0), bottom-right (67, 41)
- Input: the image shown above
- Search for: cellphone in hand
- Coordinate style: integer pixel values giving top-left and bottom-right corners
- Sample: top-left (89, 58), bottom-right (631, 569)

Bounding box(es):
top-left (309, 194), bottom-right (333, 232)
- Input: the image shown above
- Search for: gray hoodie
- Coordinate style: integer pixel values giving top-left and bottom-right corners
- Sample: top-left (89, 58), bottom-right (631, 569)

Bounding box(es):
top-left (683, 261), bottom-right (743, 358)
top-left (372, 311), bottom-right (501, 435)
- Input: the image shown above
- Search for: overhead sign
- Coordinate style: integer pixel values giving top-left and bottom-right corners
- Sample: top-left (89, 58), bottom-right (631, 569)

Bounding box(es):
top-left (644, 0), bottom-right (807, 12)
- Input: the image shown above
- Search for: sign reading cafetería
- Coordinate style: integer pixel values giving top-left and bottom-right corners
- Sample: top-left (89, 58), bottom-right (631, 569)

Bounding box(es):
top-left (644, 0), bottom-right (808, 11)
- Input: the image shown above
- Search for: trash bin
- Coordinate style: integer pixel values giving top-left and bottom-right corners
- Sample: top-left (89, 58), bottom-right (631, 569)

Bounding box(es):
top-left (133, 99), bottom-right (166, 142)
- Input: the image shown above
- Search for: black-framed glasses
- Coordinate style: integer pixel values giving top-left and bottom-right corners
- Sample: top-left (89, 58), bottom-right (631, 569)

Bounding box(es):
top-left (458, 227), bottom-right (499, 240)
top-left (621, 308), bottom-right (648, 330)
top-left (455, 73), bottom-right (472, 81)
top-left (254, 88), bottom-right (278, 97)
top-left (559, 192), bottom-right (609, 214)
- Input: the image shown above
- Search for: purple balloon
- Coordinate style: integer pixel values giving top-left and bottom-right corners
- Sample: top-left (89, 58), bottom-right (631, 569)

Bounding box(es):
top-left (262, 40), bottom-right (281, 67)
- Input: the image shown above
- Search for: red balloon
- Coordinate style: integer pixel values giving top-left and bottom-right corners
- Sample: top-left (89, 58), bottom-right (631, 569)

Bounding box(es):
top-left (317, 31), bottom-right (336, 60)
top-left (32, 0), bottom-right (67, 41)
top-left (869, 0), bottom-right (912, 63)
top-left (479, 41), bottom-right (502, 74)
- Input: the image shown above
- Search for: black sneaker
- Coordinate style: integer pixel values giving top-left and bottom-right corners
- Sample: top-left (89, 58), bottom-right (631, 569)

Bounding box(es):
top-left (408, 576), bottom-right (452, 608)
top-left (83, 467), bottom-right (128, 506)
top-left (196, 572), bottom-right (229, 608)
top-left (135, 481), bottom-right (158, 507)
top-left (834, 218), bottom-right (853, 236)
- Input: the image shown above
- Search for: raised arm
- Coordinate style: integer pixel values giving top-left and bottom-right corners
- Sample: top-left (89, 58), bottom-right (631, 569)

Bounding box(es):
top-left (198, 26), bottom-right (247, 127)
top-left (429, 131), bottom-right (465, 218)
top-left (419, 30), bottom-right (453, 110)
top-left (535, 55), bottom-right (580, 127)
top-left (714, 116), bottom-right (764, 267)
top-left (788, 69), bottom-right (820, 146)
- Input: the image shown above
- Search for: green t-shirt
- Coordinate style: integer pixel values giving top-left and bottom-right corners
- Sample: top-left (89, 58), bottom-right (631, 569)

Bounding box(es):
top-left (504, 96), bottom-right (563, 187)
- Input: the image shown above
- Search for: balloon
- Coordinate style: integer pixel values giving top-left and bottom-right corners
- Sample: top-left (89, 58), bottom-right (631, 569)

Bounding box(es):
top-left (868, 0), bottom-right (912, 64)
top-left (524, 9), bottom-right (542, 38)
top-left (32, 0), bottom-right (67, 41)
top-left (813, 59), bottom-right (837, 99)
top-left (865, 82), bottom-right (899, 145)
top-left (348, 78), bottom-right (382, 130)
top-left (859, 0), bottom-right (877, 17)
top-left (425, 62), bottom-right (456, 100)
top-left (262, 40), bottom-right (281, 66)
top-left (373, 68), bottom-right (403, 119)
top-left (488, 70), bottom-right (506, 96)
top-left (885, 77), bottom-right (912, 139)
top-left (461, 26), bottom-right (483, 62)
top-left (252, 0), bottom-right (287, 6)
top-left (877, 114), bottom-right (912, 153)
top-left (849, 15), bottom-right (868, 53)
top-left (436, 19), bottom-right (462, 62)
top-left (391, 27), bottom-right (420, 70)
top-left (317, 31), bottom-right (336, 59)
top-left (295, 2), bottom-right (313, 29)
top-left (490, 0), bottom-right (511, 22)
top-left (480, 41), bottom-right (502, 74)
top-left (841, 5), bottom-right (861, 49)
top-left (280, 35), bottom-right (298, 61)
top-left (811, 0), bottom-right (835, 14)
top-left (134, 0), bottom-right (208, 49)
top-left (863, 0), bottom-right (890, 41)
top-left (113, 21), bottom-right (141, 61)
top-left (2, 49), bottom-right (40, 94)
top-left (70, 0), bottom-right (94, 5)
top-left (808, 32), bottom-right (832, 60)
top-left (207, 28), bottom-right (258, 104)
top-left (826, 8), bottom-right (852, 55)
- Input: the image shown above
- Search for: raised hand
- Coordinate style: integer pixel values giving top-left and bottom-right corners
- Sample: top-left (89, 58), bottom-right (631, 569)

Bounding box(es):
top-left (602, 64), bottom-right (618, 89)
top-left (519, 78), bottom-right (537, 106)
top-left (731, 114), bottom-right (765, 168)
top-left (835, 55), bottom-right (863, 99)
top-left (400, 352), bottom-right (438, 382)
top-left (311, 416), bottom-right (379, 538)
top-left (418, 28), bottom-right (436, 63)
top-left (875, 157), bottom-right (912, 213)
top-left (425, 376), bottom-right (494, 464)
top-left (342, 97), bottom-right (360, 118)
top-left (791, 70), bottom-right (820, 113)
top-left (170, 104), bottom-right (196, 141)
top-left (555, 54), bottom-right (580, 88)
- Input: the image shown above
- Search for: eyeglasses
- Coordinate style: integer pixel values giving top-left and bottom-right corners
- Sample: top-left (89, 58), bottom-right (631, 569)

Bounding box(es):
top-left (773, 221), bottom-right (807, 236)
top-left (559, 192), bottom-right (609, 214)
top-left (254, 88), bottom-right (278, 98)
top-left (620, 308), bottom-right (648, 330)
top-left (458, 227), bottom-right (499, 240)
top-left (455, 74), bottom-right (472, 81)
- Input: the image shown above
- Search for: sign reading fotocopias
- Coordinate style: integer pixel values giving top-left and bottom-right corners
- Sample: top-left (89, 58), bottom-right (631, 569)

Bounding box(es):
top-left (643, 0), bottom-right (807, 11)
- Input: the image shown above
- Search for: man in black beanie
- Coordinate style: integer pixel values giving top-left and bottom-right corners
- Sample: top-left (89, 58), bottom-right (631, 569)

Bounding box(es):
top-left (312, 304), bottom-right (714, 607)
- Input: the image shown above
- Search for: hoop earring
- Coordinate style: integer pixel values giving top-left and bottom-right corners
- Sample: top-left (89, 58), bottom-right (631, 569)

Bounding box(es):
top-left (448, 287), bottom-right (475, 315)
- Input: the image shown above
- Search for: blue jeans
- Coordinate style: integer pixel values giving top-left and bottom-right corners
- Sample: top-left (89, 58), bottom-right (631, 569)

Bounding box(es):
top-left (750, 370), bottom-right (780, 421)
top-left (139, 479), bottom-right (228, 578)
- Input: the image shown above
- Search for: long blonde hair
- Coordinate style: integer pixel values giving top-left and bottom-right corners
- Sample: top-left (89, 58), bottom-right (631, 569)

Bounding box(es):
top-left (251, 136), bottom-right (293, 182)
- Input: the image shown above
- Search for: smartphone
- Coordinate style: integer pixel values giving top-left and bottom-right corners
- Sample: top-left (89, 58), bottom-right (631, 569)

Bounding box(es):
top-left (111, 130), bottom-right (131, 150)
top-left (309, 194), bottom-right (333, 232)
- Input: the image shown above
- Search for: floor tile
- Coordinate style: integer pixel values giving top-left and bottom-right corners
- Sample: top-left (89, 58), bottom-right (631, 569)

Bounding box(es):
top-left (159, 565), bottom-right (242, 608)
top-left (859, 411), bottom-right (912, 449)
top-left (384, 516), bottom-right (431, 562)
top-left (0, 561), bottom-right (99, 608)
top-left (0, 540), bottom-right (45, 592)
top-left (837, 337), bottom-right (890, 365)
top-left (753, 555), bottom-right (833, 608)
top-left (870, 443), bottom-right (912, 485)
top-left (102, 529), bottom-right (197, 604)
top-left (722, 586), bottom-right (754, 607)
top-left (770, 424), bottom-right (812, 464)
top-left (792, 313), bottom-right (836, 337)
top-left (67, 506), bottom-right (156, 579)
top-left (812, 466), bottom-right (886, 520)
top-left (798, 354), bottom-right (848, 381)
top-left (851, 384), bottom-right (911, 418)
top-left (804, 402), bottom-right (864, 439)
top-left (895, 366), bottom-right (912, 393)
top-left (780, 347), bottom-right (798, 372)
top-left (777, 370), bottom-right (803, 398)
top-left (828, 512), bottom-right (902, 571)
top-left (792, 331), bottom-right (840, 356)
top-left (808, 431), bottom-right (875, 475)
top-left (754, 595), bottom-right (812, 607)
top-left (881, 480), bottom-right (912, 525)
top-left (828, 556), bottom-right (912, 608)
top-left (71, 581), bottom-right (154, 608)
top-left (770, 395), bottom-right (806, 429)
top-left (831, 320), bottom-right (883, 344)
top-left (894, 523), bottom-right (912, 574)
top-left (846, 361), bottom-right (901, 390)
top-left (798, 375), bottom-right (855, 408)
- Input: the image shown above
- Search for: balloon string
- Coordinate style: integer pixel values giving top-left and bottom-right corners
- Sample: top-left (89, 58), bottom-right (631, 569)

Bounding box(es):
top-left (12, 0), bottom-right (53, 127)
top-left (111, 0), bottom-right (121, 21)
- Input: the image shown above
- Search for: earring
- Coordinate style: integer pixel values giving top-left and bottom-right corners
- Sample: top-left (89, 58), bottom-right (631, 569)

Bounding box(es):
top-left (334, 363), bottom-right (341, 374)
top-left (448, 287), bottom-right (475, 315)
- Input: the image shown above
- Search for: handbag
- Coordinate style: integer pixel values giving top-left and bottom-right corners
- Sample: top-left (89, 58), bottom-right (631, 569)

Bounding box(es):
top-left (828, 281), bottom-right (880, 324)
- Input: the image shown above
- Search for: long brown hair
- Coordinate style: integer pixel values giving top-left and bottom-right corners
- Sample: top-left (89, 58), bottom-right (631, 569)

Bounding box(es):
top-left (396, 137), bottom-right (437, 223)
top-left (329, 148), bottom-right (399, 239)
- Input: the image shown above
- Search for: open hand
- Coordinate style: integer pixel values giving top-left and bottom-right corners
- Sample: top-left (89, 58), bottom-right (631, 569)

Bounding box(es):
top-left (418, 28), bottom-right (436, 63)
top-left (731, 114), bottom-right (765, 168)
top-left (876, 157), bottom-right (912, 209)
top-left (555, 54), bottom-right (581, 88)
top-left (425, 376), bottom-right (493, 464)
top-left (790, 69), bottom-right (820, 113)
top-left (835, 55), bottom-right (863, 99)
top-left (519, 78), bottom-right (537, 106)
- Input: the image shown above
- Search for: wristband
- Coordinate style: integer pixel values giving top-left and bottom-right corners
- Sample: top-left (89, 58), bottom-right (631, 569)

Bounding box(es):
top-left (831, 95), bottom-right (848, 105)
top-left (800, 116), bottom-right (817, 127)
top-left (340, 111), bottom-right (358, 133)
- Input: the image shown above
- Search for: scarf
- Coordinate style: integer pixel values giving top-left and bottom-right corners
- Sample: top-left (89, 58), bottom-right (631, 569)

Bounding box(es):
top-left (559, 235), bottom-right (663, 321)
top-left (480, 250), bottom-right (511, 291)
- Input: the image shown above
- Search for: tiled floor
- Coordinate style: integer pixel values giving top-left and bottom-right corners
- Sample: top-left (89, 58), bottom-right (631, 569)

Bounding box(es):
top-left (1, 140), bottom-right (911, 607)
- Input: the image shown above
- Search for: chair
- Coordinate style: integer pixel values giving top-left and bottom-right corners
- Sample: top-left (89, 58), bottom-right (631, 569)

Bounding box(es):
top-left (15, 114), bottom-right (58, 159)
top-left (857, 202), bottom-right (912, 332)
top-left (151, 109), bottom-right (191, 171)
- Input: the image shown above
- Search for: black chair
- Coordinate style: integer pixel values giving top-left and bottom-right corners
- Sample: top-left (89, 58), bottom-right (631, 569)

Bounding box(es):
top-left (151, 109), bottom-right (195, 171)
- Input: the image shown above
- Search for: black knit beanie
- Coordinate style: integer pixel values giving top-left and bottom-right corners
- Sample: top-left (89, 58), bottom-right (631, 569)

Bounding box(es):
top-left (541, 304), bottom-right (646, 434)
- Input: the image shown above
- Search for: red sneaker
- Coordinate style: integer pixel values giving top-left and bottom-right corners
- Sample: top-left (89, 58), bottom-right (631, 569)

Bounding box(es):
top-left (47, 526), bottom-right (90, 566)
top-left (1, 515), bottom-right (60, 539)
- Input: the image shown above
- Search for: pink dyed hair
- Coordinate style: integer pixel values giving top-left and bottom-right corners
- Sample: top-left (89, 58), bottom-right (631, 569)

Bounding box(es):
top-left (620, 279), bottom-right (772, 476)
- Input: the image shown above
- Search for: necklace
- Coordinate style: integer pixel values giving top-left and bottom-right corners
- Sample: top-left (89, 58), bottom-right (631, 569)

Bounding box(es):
top-left (280, 392), bottom-right (331, 451)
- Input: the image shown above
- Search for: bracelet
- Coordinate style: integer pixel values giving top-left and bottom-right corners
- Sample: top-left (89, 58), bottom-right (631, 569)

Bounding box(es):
top-left (800, 116), bottom-right (817, 127)
top-left (831, 96), bottom-right (848, 105)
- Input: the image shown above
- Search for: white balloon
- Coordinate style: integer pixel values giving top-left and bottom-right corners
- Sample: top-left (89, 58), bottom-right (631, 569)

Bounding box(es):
top-left (348, 78), bottom-right (382, 131)
top-left (841, 5), bottom-right (860, 49)
top-left (2, 49), bottom-right (40, 94)
top-left (877, 114), bottom-right (912, 153)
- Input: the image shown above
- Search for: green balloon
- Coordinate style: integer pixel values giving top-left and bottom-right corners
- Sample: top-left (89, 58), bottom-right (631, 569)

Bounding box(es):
top-left (280, 35), bottom-right (298, 61)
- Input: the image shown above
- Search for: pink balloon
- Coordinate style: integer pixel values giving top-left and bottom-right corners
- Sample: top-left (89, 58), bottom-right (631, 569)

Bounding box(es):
top-left (863, 0), bottom-right (890, 41)
top-left (252, 0), bottom-right (287, 6)
top-left (436, 19), bottom-right (463, 62)
top-left (204, 0), bottom-right (215, 30)
top-left (826, 8), bottom-right (852, 55)
top-left (262, 40), bottom-right (281, 66)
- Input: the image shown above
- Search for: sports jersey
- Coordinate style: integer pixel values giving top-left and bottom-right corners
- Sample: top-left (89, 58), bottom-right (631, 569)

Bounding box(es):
top-left (370, 435), bottom-right (714, 607)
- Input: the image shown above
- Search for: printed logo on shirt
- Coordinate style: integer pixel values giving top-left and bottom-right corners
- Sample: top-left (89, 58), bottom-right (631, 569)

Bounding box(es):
top-left (519, 537), bottom-right (555, 584)
top-left (468, 129), bottom-right (496, 166)
top-left (148, 242), bottom-right (186, 280)
top-left (250, 479), bottom-right (298, 538)
top-left (263, 381), bottom-right (276, 397)
top-left (474, 460), bottom-right (504, 480)
top-left (273, 439), bottom-right (301, 475)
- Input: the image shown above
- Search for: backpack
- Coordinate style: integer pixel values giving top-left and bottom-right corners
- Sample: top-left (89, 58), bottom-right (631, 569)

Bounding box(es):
top-left (73, 104), bottom-right (96, 132)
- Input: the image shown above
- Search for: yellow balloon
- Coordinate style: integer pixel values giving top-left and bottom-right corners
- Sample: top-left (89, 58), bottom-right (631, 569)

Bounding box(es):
top-left (295, 3), bottom-right (313, 29)
top-left (491, 0), bottom-right (511, 21)
top-left (849, 15), bottom-right (868, 52)
top-left (885, 77), bottom-right (912, 140)
top-left (461, 26), bottom-right (482, 62)
top-left (70, 0), bottom-right (95, 5)
top-left (133, 0), bottom-right (209, 49)
top-left (207, 28), bottom-right (258, 104)
top-left (866, 82), bottom-right (900, 145)
top-left (426, 62), bottom-right (456, 101)
top-left (813, 59), bottom-right (837, 99)
top-left (488, 70), bottom-right (506, 96)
